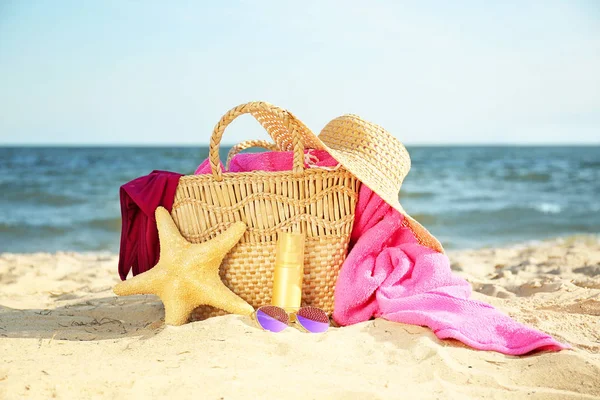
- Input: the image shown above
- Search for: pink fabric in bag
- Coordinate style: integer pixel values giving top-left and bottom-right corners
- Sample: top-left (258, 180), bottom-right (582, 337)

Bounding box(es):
top-left (195, 150), bottom-right (569, 354)
top-left (194, 149), bottom-right (337, 174)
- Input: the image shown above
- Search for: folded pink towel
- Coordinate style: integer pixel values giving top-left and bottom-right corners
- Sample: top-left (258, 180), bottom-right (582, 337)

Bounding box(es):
top-left (195, 150), bottom-right (569, 355)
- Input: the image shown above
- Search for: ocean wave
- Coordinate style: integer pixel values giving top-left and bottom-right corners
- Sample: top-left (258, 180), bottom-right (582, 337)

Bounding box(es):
top-left (0, 216), bottom-right (122, 234)
top-left (439, 205), bottom-right (566, 225)
top-left (460, 203), bottom-right (564, 217)
top-left (407, 213), bottom-right (437, 225)
top-left (0, 221), bottom-right (70, 235)
top-left (531, 202), bottom-right (562, 214)
top-left (0, 186), bottom-right (85, 207)
top-left (399, 191), bottom-right (436, 199)
top-left (84, 217), bottom-right (122, 231)
top-left (504, 171), bottom-right (552, 182)
top-left (580, 160), bottom-right (600, 168)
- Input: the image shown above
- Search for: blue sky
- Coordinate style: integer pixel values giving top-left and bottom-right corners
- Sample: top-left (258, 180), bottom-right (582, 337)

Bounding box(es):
top-left (0, 1), bottom-right (598, 145)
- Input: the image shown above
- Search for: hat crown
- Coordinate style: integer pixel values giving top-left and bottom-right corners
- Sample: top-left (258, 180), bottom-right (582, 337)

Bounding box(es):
top-left (318, 115), bottom-right (411, 196)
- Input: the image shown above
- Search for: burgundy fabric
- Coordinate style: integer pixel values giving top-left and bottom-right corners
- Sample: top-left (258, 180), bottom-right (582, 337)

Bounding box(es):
top-left (118, 170), bottom-right (183, 280)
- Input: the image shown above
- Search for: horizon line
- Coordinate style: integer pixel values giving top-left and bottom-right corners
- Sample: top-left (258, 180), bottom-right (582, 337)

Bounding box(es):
top-left (1, 142), bottom-right (599, 148)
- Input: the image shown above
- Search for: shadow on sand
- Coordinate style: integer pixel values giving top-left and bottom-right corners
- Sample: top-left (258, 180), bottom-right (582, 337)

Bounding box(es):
top-left (0, 295), bottom-right (166, 341)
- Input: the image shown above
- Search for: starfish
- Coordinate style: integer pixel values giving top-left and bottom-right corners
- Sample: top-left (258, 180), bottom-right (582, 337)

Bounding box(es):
top-left (113, 206), bottom-right (254, 325)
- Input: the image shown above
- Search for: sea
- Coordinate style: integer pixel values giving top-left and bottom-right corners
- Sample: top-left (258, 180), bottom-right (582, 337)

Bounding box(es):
top-left (0, 146), bottom-right (599, 253)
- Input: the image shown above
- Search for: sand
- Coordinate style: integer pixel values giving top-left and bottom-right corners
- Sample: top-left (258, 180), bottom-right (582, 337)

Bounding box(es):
top-left (1, 236), bottom-right (599, 399)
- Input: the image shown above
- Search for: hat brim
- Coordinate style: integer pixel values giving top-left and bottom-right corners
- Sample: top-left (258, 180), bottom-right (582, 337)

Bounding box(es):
top-left (317, 146), bottom-right (445, 254)
top-left (287, 108), bottom-right (444, 253)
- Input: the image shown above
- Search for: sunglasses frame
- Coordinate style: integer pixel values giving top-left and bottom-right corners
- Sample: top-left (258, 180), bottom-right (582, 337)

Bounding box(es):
top-left (252, 305), bottom-right (330, 333)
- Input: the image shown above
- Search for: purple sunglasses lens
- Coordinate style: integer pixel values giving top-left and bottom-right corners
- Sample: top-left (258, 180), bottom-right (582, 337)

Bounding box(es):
top-left (256, 306), bottom-right (289, 333)
top-left (296, 307), bottom-right (329, 333)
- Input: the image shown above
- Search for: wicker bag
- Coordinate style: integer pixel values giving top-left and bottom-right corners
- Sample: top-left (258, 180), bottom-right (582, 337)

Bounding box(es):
top-left (170, 102), bottom-right (360, 318)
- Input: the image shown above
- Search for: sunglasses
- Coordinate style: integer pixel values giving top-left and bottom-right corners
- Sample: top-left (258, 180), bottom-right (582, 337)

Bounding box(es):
top-left (253, 305), bottom-right (330, 333)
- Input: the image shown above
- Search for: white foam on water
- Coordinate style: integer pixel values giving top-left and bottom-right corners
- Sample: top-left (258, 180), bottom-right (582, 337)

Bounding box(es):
top-left (532, 202), bottom-right (562, 214)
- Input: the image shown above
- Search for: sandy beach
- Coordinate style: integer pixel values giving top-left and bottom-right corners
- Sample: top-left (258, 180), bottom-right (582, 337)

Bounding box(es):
top-left (1, 236), bottom-right (599, 399)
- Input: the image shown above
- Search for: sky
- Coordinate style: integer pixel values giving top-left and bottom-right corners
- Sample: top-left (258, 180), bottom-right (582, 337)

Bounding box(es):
top-left (0, 1), bottom-right (599, 145)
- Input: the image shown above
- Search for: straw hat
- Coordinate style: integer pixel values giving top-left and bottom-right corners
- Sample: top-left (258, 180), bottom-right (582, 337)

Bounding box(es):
top-left (316, 115), bottom-right (444, 253)
top-left (217, 102), bottom-right (444, 253)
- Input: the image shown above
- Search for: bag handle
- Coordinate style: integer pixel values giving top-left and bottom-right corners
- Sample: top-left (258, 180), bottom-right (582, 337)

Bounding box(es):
top-left (225, 140), bottom-right (280, 170)
top-left (209, 102), bottom-right (312, 181)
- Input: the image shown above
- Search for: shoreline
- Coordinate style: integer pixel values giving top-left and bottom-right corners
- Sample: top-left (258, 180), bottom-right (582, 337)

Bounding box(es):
top-left (3, 233), bottom-right (598, 257)
top-left (1, 236), bottom-right (599, 399)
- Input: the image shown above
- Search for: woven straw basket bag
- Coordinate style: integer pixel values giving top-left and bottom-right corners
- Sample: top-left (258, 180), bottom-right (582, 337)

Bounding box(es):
top-left (171, 102), bottom-right (360, 318)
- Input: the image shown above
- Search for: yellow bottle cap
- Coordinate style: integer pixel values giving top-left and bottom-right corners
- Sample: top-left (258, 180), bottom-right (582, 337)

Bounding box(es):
top-left (275, 231), bottom-right (305, 267)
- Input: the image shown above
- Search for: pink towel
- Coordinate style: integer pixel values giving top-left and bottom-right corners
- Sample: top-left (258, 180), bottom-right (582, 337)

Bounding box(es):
top-left (334, 187), bottom-right (569, 355)
top-left (195, 151), bottom-right (569, 355)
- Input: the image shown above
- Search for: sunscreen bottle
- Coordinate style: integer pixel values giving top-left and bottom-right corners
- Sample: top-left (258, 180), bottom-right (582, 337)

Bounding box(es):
top-left (271, 231), bottom-right (305, 312)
